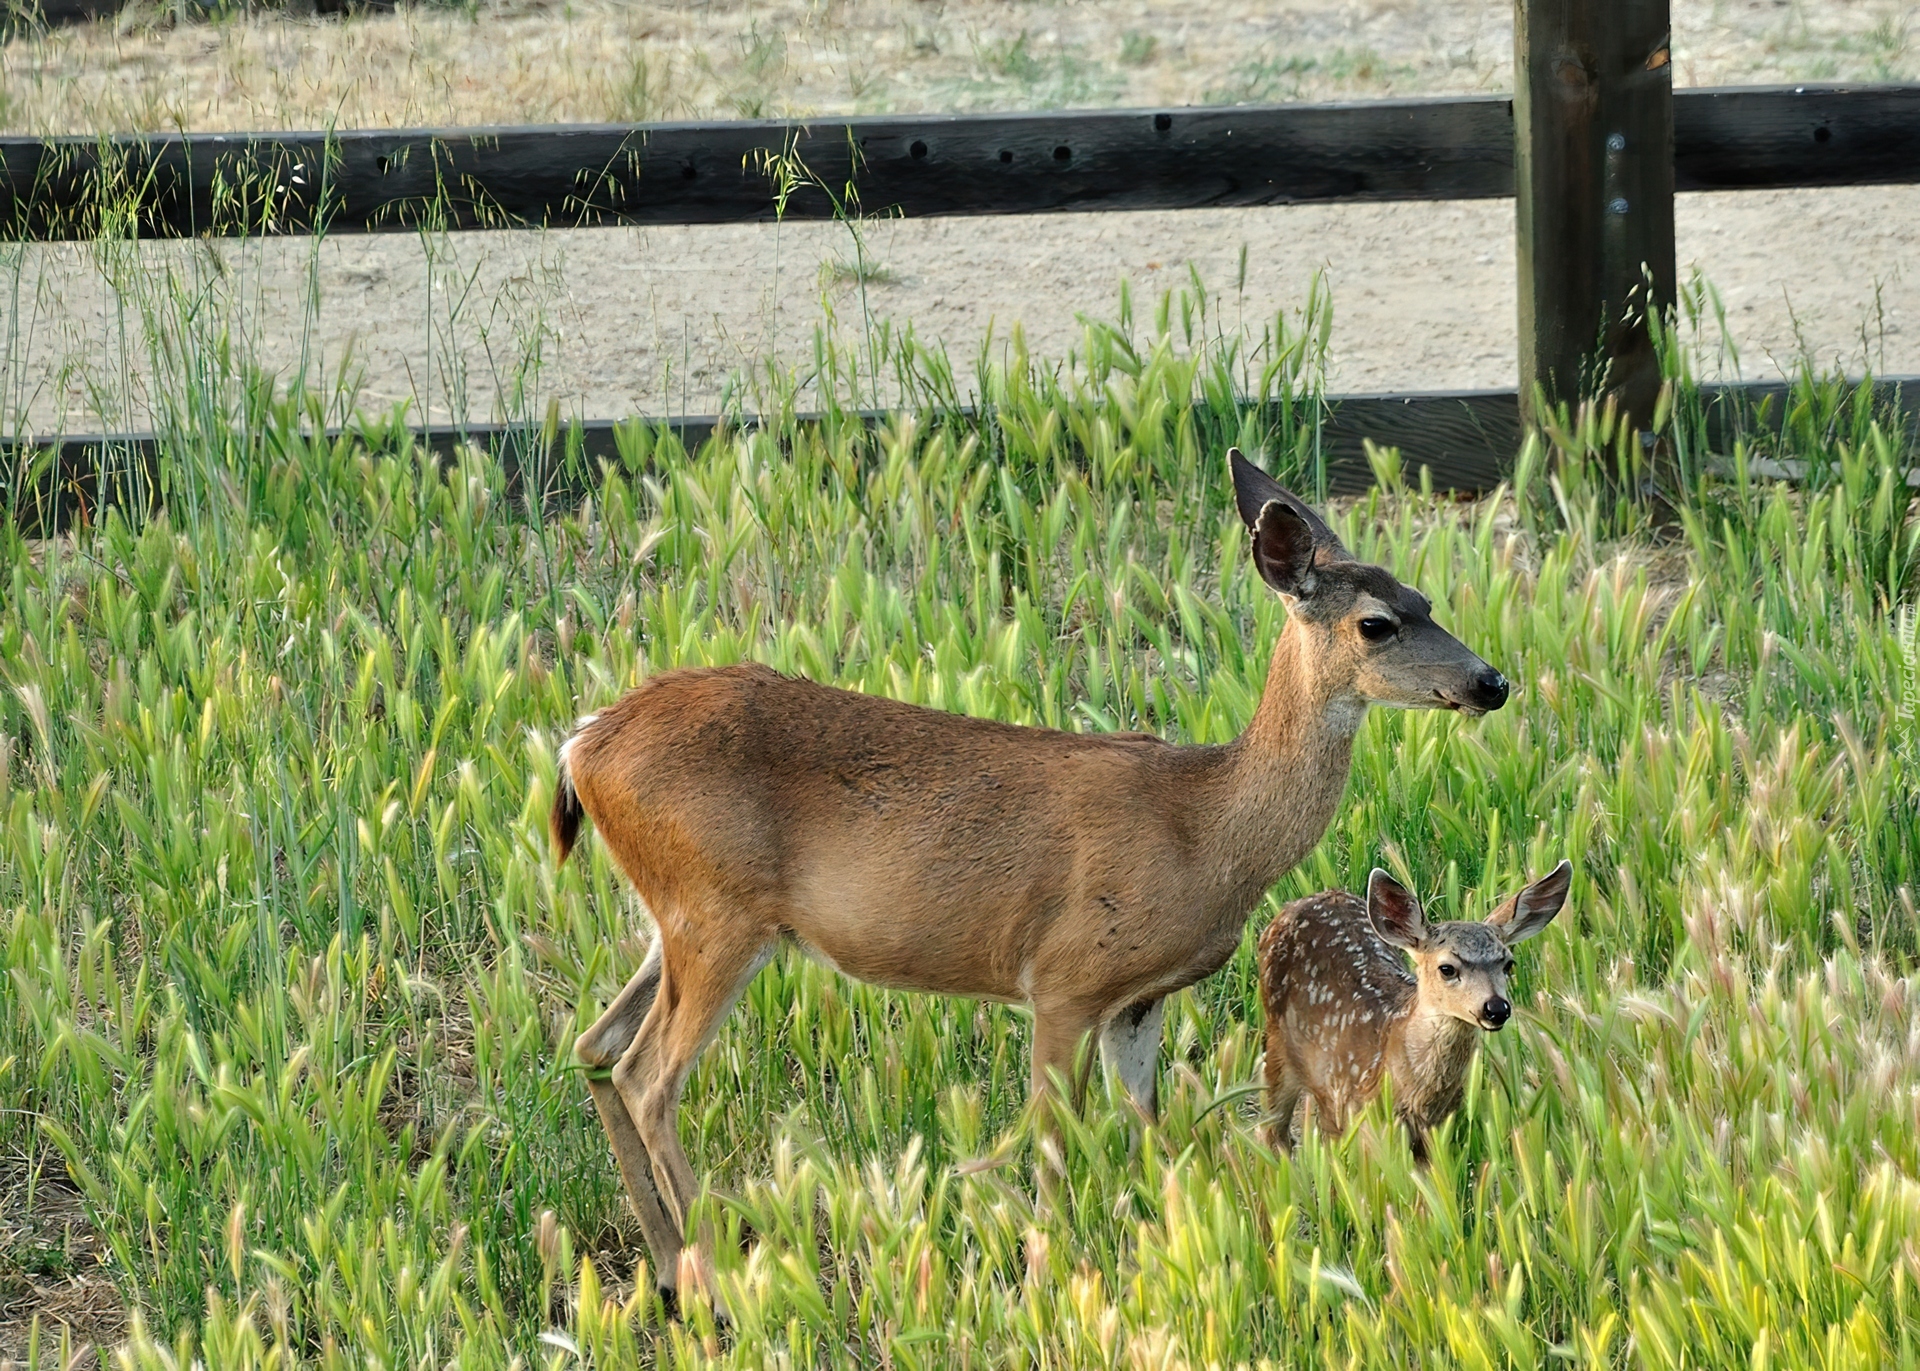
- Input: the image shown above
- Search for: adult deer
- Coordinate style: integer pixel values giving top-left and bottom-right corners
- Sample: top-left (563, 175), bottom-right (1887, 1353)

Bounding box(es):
top-left (551, 450), bottom-right (1508, 1310)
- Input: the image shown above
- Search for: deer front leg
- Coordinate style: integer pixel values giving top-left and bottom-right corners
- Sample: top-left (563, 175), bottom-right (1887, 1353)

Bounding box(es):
top-left (1028, 1007), bottom-right (1097, 1207)
top-left (1030, 1009), bottom-right (1100, 1111)
top-left (1099, 996), bottom-right (1164, 1122)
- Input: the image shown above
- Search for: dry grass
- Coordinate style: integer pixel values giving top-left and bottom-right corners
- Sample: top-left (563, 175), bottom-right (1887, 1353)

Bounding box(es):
top-left (0, 0), bottom-right (1912, 136)
top-left (0, 1163), bottom-right (125, 1371)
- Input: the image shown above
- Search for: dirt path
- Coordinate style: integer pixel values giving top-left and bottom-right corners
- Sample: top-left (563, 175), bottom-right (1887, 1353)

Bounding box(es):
top-left (8, 185), bottom-right (1913, 433)
top-left (1, 0), bottom-right (1915, 432)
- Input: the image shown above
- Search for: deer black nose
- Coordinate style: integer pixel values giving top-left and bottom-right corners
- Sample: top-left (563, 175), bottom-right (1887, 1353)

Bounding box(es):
top-left (1481, 997), bottom-right (1511, 1028)
top-left (1470, 667), bottom-right (1509, 711)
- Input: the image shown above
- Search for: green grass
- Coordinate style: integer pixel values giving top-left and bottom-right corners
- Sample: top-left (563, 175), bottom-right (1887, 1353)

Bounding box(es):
top-left (3, 277), bottom-right (1920, 1370)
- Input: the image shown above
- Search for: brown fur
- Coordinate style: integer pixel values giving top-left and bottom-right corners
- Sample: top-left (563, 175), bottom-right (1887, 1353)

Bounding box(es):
top-left (1258, 862), bottom-right (1571, 1160)
top-left (551, 449), bottom-right (1509, 1307)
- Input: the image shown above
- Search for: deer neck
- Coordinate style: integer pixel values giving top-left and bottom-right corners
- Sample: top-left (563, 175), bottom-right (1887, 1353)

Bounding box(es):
top-left (1213, 619), bottom-right (1363, 887)
top-left (1388, 1000), bottom-right (1480, 1124)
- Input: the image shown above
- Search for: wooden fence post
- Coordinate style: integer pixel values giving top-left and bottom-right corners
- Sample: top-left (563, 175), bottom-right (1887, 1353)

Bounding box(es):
top-left (1515, 0), bottom-right (1676, 430)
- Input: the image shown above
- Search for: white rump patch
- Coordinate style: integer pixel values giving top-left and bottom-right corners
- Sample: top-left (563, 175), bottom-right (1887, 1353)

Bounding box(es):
top-left (559, 713), bottom-right (599, 769)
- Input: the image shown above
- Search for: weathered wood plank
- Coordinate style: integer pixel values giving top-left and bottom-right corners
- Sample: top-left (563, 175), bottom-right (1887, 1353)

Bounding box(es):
top-left (1318, 390), bottom-right (1523, 496)
top-left (0, 99), bottom-right (1517, 240)
top-left (1675, 85), bottom-right (1920, 190)
top-left (3, 86), bottom-right (1916, 241)
top-left (1514, 0), bottom-right (1676, 427)
top-left (2, 0), bottom-right (113, 27)
top-left (5, 0), bottom-right (391, 28)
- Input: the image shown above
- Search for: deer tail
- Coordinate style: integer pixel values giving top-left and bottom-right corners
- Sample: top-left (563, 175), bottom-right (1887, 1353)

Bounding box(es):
top-left (550, 718), bottom-right (594, 864)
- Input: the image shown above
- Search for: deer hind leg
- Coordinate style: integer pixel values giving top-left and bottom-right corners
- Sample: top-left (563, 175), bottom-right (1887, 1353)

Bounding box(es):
top-left (615, 921), bottom-right (773, 1314)
top-left (1099, 996), bottom-right (1164, 1123)
top-left (576, 946), bottom-right (682, 1302)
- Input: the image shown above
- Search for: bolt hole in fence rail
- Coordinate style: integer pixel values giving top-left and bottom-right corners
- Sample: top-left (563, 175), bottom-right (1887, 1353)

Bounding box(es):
top-left (2, 0), bottom-right (1918, 521)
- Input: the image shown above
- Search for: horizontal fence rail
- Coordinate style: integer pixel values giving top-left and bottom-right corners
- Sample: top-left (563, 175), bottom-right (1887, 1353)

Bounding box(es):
top-left (9, 377), bottom-right (1915, 533)
top-left (3, 85), bottom-right (1917, 240)
top-left (6, 0), bottom-right (391, 23)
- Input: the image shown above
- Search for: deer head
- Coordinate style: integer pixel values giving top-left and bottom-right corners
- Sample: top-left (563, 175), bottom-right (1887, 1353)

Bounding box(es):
top-left (1230, 450), bottom-right (1510, 717)
top-left (1367, 862), bottom-right (1573, 1030)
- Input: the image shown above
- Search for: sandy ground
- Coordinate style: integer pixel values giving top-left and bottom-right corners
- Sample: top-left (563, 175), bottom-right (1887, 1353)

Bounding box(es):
top-left (6, 186), bottom-right (1914, 432)
top-left (1, 0), bottom-right (1916, 432)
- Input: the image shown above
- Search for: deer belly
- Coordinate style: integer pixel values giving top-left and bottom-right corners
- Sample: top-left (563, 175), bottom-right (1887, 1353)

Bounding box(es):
top-left (782, 828), bottom-right (1059, 999)
top-left (786, 898), bottom-right (1030, 1001)
top-left (1174, 922), bottom-right (1249, 988)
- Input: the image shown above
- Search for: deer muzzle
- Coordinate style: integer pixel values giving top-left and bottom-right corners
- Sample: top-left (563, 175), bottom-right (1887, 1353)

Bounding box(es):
top-left (1435, 666), bottom-right (1510, 717)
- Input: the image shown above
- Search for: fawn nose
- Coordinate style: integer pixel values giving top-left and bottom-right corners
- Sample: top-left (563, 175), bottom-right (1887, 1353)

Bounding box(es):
top-left (1481, 997), bottom-right (1511, 1029)
top-left (1469, 667), bottom-right (1510, 711)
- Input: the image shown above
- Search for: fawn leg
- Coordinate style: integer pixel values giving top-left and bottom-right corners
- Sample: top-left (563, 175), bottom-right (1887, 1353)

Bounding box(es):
top-left (1263, 1057), bottom-right (1305, 1153)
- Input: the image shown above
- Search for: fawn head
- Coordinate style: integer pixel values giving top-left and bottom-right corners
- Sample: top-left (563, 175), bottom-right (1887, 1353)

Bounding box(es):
top-left (1230, 450), bottom-right (1509, 715)
top-left (1366, 862), bottom-right (1573, 1030)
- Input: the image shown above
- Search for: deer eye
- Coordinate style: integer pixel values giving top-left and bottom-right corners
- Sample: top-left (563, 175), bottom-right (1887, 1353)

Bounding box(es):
top-left (1358, 616), bottom-right (1396, 642)
top-left (1438, 963), bottom-right (1459, 980)
top-left (1505, 960), bottom-right (1516, 974)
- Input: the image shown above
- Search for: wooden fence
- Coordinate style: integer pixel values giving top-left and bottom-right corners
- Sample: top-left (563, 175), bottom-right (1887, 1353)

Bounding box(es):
top-left (5, 87), bottom-right (1917, 238)
top-left (4, 0), bottom-right (1920, 515)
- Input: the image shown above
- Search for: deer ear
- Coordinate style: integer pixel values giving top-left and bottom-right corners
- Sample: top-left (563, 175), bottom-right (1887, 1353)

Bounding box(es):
top-left (1486, 859), bottom-right (1572, 945)
top-left (1250, 499), bottom-right (1319, 598)
top-left (1228, 448), bottom-right (1349, 561)
top-left (1367, 869), bottom-right (1427, 951)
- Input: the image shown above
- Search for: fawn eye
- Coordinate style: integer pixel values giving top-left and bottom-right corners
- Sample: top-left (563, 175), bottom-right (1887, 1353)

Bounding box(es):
top-left (1358, 616), bottom-right (1396, 642)
top-left (1438, 963), bottom-right (1459, 980)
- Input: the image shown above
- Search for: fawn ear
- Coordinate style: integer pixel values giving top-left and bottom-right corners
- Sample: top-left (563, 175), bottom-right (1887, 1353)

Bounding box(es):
top-left (1486, 859), bottom-right (1573, 945)
top-left (1229, 448), bottom-right (1349, 564)
top-left (1367, 869), bottom-right (1427, 951)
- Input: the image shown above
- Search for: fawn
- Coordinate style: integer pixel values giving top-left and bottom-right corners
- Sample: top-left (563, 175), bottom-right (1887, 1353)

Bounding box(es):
top-left (551, 450), bottom-right (1509, 1311)
top-left (1258, 862), bottom-right (1571, 1158)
